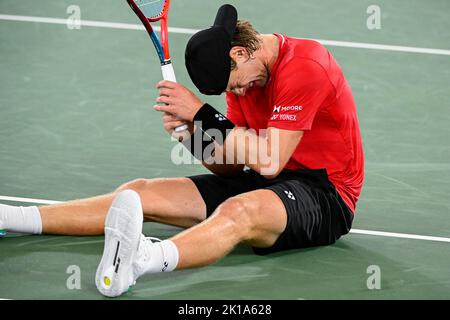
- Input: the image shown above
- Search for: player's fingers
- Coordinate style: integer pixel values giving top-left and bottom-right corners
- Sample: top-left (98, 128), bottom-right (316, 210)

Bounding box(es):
top-left (158, 88), bottom-right (172, 97)
top-left (156, 95), bottom-right (171, 105)
top-left (163, 117), bottom-right (185, 129)
top-left (162, 115), bottom-right (184, 126)
top-left (154, 104), bottom-right (172, 113)
top-left (165, 120), bottom-right (186, 130)
top-left (171, 119), bottom-right (187, 127)
top-left (162, 113), bottom-right (177, 122)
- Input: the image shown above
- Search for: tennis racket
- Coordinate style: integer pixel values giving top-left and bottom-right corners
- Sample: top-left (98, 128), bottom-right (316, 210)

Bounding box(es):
top-left (127, 0), bottom-right (188, 132)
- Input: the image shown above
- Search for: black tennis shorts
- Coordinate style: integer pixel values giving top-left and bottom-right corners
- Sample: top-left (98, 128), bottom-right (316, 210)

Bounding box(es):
top-left (188, 169), bottom-right (353, 255)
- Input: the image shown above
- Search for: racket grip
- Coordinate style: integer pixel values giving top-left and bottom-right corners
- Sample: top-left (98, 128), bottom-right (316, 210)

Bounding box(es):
top-left (174, 124), bottom-right (189, 132)
top-left (161, 63), bottom-right (177, 82)
top-left (161, 63), bottom-right (187, 133)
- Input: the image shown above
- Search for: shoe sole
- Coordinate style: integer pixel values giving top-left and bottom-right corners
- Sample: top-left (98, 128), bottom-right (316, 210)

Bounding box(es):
top-left (95, 190), bottom-right (143, 297)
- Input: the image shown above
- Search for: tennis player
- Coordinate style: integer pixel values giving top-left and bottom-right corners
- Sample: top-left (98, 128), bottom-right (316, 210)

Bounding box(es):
top-left (0, 4), bottom-right (364, 297)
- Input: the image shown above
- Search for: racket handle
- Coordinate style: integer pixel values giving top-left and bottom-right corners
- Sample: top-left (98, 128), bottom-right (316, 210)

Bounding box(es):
top-left (161, 63), bottom-right (188, 133)
top-left (161, 63), bottom-right (177, 82)
top-left (174, 124), bottom-right (189, 132)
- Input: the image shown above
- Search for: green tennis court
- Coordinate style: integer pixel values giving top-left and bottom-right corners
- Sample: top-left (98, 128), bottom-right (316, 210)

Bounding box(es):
top-left (1, 0), bottom-right (450, 300)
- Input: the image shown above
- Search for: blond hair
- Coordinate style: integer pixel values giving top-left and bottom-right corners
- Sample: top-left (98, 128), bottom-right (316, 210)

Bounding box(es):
top-left (230, 20), bottom-right (261, 70)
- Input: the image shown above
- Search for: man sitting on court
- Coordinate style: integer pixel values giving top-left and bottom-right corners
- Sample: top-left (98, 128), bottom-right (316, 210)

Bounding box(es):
top-left (0, 4), bottom-right (364, 297)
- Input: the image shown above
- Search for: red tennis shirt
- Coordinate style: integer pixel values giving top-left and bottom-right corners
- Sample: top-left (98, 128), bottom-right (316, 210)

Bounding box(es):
top-left (225, 34), bottom-right (364, 213)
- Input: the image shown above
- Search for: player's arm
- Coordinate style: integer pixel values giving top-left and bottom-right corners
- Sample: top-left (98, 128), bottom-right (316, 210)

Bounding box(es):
top-left (162, 111), bottom-right (244, 176)
top-left (201, 148), bottom-right (246, 177)
top-left (198, 127), bottom-right (246, 177)
top-left (196, 126), bottom-right (302, 178)
top-left (162, 112), bottom-right (302, 178)
top-left (222, 126), bottom-right (303, 178)
top-left (195, 126), bottom-right (302, 178)
top-left (156, 82), bottom-right (303, 178)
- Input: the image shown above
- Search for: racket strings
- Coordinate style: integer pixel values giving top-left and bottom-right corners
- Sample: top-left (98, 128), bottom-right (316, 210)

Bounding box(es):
top-left (136, 0), bottom-right (167, 19)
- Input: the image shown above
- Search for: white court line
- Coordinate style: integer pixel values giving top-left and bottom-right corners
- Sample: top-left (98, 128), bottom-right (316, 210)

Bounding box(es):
top-left (0, 195), bottom-right (61, 205)
top-left (2, 194), bottom-right (450, 244)
top-left (309, 39), bottom-right (450, 56)
top-left (350, 229), bottom-right (450, 243)
top-left (1, 14), bottom-right (450, 56)
top-left (0, 14), bottom-right (198, 34)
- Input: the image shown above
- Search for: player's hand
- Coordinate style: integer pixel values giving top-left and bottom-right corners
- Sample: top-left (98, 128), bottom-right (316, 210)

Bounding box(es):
top-left (162, 112), bottom-right (194, 141)
top-left (154, 81), bottom-right (204, 121)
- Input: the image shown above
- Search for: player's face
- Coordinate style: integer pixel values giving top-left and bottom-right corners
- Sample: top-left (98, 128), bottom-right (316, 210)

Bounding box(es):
top-left (226, 55), bottom-right (269, 96)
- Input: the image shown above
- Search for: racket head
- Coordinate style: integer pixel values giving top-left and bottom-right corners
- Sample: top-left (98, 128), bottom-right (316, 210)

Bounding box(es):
top-left (130, 0), bottom-right (170, 22)
top-left (127, 0), bottom-right (172, 62)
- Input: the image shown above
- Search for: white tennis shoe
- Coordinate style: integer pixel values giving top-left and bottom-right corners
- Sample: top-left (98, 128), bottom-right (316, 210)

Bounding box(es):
top-left (95, 189), bottom-right (144, 297)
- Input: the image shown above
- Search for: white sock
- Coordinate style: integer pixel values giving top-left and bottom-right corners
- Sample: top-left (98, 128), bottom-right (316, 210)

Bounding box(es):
top-left (0, 204), bottom-right (43, 234)
top-left (134, 237), bottom-right (179, 278)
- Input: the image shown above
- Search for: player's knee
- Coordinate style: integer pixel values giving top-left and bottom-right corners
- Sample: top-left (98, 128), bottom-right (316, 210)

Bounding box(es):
top-left (215, 197), bottom-right (258, 240)
top-left (115, 178), bottom-right (150, 194)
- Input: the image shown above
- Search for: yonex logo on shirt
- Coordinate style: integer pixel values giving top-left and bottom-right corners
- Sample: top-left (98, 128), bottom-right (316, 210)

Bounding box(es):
top-left (284, 190), bottom-right (296, 200)
top-left (215, 113), bottom-right (227, 121)
top-left (273, 106), bottom-right (281, 113)
top-left (270, 114), bottom-right (297, 121)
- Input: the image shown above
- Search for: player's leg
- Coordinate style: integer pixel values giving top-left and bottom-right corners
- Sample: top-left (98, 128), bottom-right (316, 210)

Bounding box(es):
top-left (170, 176), bottom-right (353, 268)
top-left (41, 178), bottom-right (206, 235)
top-left (0, 177), bottom-right (206, 236)
top-left (122, 178), bottom-right (206, 228)
top-left (38, 193), bottom-right (117, 235)
top-left (96, 171), bottom-right (354, 297)
top-left (168, 179), bottom-right (354, 267)
top-left (171, 189), bottom-right (287, 268)
top-left (96, 188), bottom-right (287, 297)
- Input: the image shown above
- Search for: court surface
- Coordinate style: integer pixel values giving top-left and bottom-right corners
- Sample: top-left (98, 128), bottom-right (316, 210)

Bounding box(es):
top-left (1, 0), bottom-right (450, 300)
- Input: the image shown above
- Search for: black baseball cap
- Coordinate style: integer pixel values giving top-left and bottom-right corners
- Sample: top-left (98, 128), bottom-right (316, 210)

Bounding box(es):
top-left (185, 4), bottom-right (238, 95)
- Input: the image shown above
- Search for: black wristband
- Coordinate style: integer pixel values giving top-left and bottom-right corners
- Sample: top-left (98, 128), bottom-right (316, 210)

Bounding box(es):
top-left (193, 103), bottom-right (235, 145)
top-left (181, 128), bottom-right (215, 161)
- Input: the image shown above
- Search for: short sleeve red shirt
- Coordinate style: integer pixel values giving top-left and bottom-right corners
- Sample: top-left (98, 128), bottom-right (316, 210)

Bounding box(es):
top-left (226, 34), bottom-right (364, 213)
